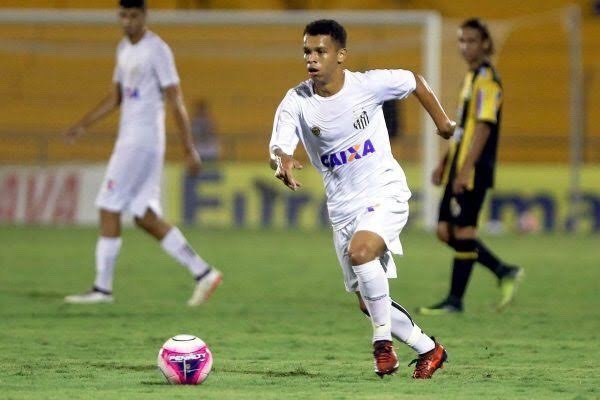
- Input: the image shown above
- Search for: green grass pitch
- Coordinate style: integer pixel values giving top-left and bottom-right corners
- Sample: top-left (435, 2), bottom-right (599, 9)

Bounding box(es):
top-left (0, 226), bottom-right (597, 399)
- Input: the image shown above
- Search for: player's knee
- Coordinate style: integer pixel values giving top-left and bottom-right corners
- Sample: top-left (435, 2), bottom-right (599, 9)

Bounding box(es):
top-left (436, 225), bottom-right (450, 243)
top-left (348, 245), bottom-right (377, 266)
top-left (453, 225), bottom-right (477, 239)
top-left (134, 216), bottom-right (151, 230)
top-left (450, 238), bottom-right (478, 260)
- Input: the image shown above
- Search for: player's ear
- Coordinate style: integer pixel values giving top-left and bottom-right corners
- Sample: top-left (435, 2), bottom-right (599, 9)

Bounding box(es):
top-left (483, 39), bottom-right (491, 53)
top-left (337, 47), bottom-right (347, 64)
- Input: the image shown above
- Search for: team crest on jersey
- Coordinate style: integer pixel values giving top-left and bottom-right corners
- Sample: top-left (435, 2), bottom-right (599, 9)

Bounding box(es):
top-left (353, 110), bottom-right (370, 130)
top-left (311, 126), bottom-right (322, 137)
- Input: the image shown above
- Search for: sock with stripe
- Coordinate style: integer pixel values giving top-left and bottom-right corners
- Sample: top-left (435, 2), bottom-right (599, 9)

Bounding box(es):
top-left (448, 238), bottom-right (478, 303)
top-left (361, 299), bottom-right (435, 354)
top-left (161, 227), bottom-right (210, 278)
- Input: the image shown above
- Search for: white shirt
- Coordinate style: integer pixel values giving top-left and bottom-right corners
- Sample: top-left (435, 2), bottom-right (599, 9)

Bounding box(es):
top-left (270, 69), bottom-right (416, 230)
top-left (113, 30), bottom-right (180, 153)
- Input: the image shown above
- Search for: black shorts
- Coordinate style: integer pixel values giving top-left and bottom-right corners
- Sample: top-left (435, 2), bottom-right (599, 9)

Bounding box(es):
top-left (438, 183), bottom-right (488, 227)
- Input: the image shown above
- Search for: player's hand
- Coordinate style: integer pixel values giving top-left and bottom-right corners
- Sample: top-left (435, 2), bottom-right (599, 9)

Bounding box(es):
top-left (437, 120), bottom-right (456, 140)
top-left (185, 149), bottom-right (202, 176)
top-left (64, 124), bottom-right (85, 144)
top-left (452, 170), bottom-right (469, 194)
top-left (274, 154), bottom-right (303, 191)
top-left (431, 165), bottom-right (444, 186)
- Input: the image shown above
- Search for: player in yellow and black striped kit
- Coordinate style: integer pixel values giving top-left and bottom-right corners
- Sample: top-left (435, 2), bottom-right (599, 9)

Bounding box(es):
top-left (417, 18), bottom-right (523, 315)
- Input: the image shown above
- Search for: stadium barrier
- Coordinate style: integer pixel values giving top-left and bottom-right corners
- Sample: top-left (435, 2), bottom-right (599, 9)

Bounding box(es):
top-left (1, 163), bottom-right (599, 232)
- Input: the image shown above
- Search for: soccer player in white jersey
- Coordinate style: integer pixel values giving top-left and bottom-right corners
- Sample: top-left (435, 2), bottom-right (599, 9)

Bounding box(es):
top-left (269, 20), bottom-right (456, 379)
top-left (63, 0), bottom-right (221, 306)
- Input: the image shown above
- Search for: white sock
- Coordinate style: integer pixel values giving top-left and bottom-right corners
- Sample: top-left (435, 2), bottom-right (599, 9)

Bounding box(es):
top-left (161, 227), bottom-right (210, 277)
top-left (390, 301), bottom-right (435, 354)
top-left (352, 259), bottom-right (392, 342)
top-left (93, 236), bottom-right (122, 292)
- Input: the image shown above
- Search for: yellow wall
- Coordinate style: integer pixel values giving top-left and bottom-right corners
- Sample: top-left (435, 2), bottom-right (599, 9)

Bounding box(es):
top-left (0, 1), bottom-right (598, 164)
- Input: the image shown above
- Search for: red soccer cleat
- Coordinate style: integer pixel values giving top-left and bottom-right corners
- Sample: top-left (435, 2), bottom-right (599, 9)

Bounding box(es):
top-left (410, 341), bottom-right (448, 379)
top-left (373, 340), bottom-right (399, 378)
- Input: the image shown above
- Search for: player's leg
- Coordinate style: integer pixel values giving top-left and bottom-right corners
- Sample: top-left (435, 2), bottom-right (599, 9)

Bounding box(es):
top-left (356, 293), bottom-right (447, 379)
top-left (474, 238), bottom-right (524, 310)
top-left (448, 224), bottom-right (478, 305)
top-left (457, 187), bottom-right (523, 308)
top-left (133, 208), bottom-right (222, 306)
top-left (418, 187), bottom-right (483, 314)
top-left (64, 209), bottom-right (122, 304)
top-left (65, 148), bottom-right (135, 304)
top-left (357, 293), bottom-right (434, 354)
top-left (348, 230), bottom-right (399, 377)
top-left (417, 184), bottom-right (467, 314)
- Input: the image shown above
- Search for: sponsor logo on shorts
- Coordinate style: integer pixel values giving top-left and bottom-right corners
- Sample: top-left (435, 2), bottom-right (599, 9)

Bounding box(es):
top-left (107, 179), bottom-right (116, 191)
top-left (311, 126), bottom-right (321, 137)
top-left (124, 86), bottom-right (140, 99)
top-left (320, 139), bottom-right (376, 169)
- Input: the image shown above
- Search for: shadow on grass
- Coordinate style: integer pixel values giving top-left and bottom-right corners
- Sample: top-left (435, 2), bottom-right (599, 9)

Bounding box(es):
top-left (216, 365), bottom-right (318, 378)
top-left (90, 362), bottom-right (156, 372)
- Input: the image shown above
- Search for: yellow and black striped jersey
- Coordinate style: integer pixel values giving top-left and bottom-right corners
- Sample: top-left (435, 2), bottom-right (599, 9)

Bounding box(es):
top-left (443, 61), bottom-right (502, 189)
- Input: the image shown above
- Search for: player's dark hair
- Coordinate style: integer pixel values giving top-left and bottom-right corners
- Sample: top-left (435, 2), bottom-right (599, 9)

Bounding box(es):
top-left (460, 18), bottom-right (494, 55)
top-left (119, 0), bottom-right (146, 9)
top-left (304, 19), bottom-right (347, 48)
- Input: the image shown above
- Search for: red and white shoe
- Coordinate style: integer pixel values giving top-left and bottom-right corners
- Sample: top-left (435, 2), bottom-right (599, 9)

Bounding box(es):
top-left (373, 340), bottom-right (399, 378)
top-left (410, 341), bottom-right (448, 379)
top-left (188, 268), bottom-right (222, 306)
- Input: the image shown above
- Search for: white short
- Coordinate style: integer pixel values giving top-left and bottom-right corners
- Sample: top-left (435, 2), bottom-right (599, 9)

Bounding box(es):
top-left (332, 197), bottom-right (409, 292)
top-left (95, 147), bottom-right (163, 218)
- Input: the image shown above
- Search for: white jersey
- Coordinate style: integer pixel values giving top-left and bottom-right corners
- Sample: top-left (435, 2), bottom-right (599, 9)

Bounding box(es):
top-left (112, 30), bottom-right (180, 153)
top-left (269, 69), bottom-right (416, 230)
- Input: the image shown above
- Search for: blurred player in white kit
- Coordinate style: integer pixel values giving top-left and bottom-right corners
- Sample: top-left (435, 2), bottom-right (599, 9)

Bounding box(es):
top-left (64, 0), bottom-right (221, 306)
top-left (269, 20), bottom-right (455, 378)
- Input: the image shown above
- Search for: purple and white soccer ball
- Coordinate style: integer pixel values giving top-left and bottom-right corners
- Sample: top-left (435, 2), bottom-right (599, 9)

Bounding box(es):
top-left (157, 334), bottom-right (213, 385)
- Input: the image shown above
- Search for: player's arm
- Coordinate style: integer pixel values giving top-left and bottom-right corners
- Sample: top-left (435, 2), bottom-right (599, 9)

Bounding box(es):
top-left (432, 148), bottom-right (449, 186)
top-left (64, 83), bottom-right (121, 142)
top-left (271, 147), bottom-right (304, 191)
top-left (164, 84), bottom-right (202, 175)
top-left (411, 73), bottom-right (456, 139)
top-left (269, 92), bottom-right (303, 191)
top-left (270, 146), bottom-right (303, 191)
top-left (453, 122), bottom-right (490, 194)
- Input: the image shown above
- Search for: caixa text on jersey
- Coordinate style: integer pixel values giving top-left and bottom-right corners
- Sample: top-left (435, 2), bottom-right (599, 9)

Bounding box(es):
top-left (320, 139), bottom-right (376, 169)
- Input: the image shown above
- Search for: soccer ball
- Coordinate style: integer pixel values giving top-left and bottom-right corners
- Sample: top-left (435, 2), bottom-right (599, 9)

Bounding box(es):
top-left (157, 334), bottom-right (213, 385)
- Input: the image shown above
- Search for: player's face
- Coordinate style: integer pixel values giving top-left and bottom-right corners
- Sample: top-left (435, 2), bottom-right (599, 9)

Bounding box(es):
top-left (119, 7), bottom-right (146, 39)
top-left (303, 34), bottom-right (346, 83)
top-left (458, 27), bottom-right (489, 65)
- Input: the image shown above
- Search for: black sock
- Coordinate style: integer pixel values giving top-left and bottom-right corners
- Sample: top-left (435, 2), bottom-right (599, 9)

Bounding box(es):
top-left (448, 239), bottom-right (477, 303)
top-left (476, 240), bottom-right (508, 278)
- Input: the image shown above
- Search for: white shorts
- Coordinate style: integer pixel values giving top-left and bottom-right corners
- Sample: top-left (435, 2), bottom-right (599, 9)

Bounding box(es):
top-left (95, 147), bottom-right (163, 218)
top-left (333, 197), bottom-right (409, 292)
